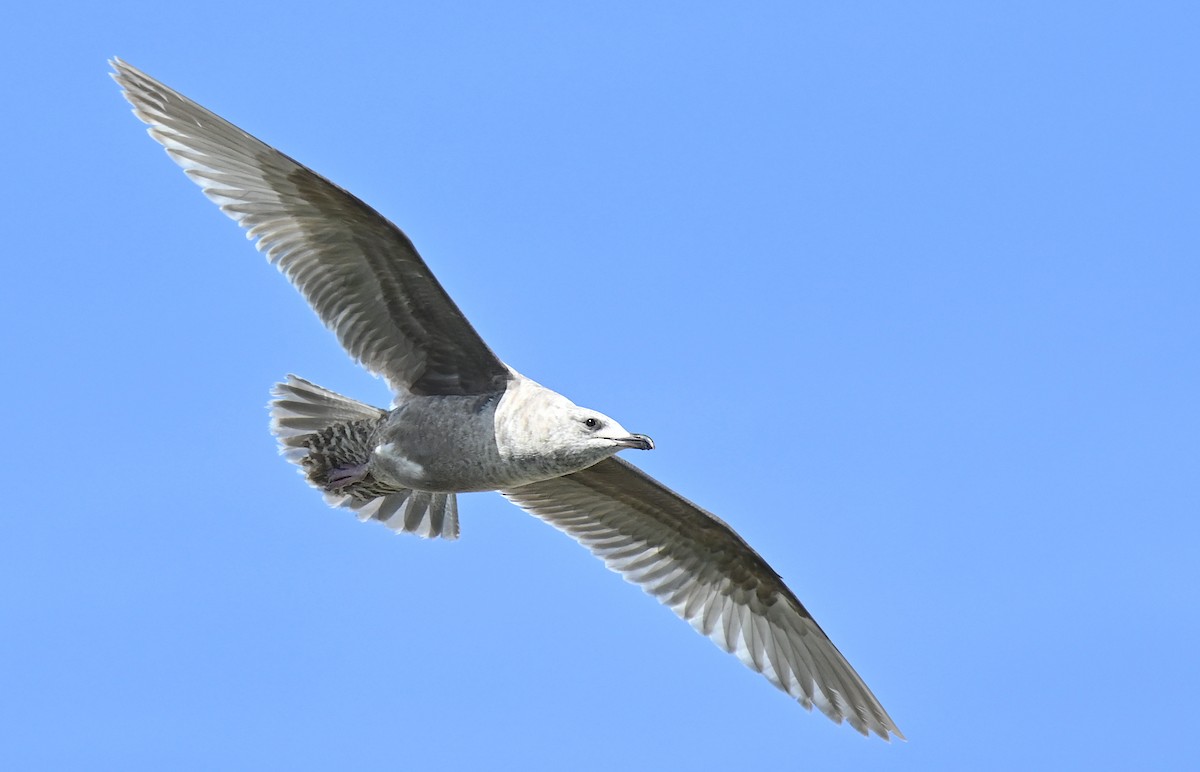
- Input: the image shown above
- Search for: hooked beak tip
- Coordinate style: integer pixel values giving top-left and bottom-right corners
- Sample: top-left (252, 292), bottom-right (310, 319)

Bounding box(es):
top-left (623, 434), bottom-right (655, 451)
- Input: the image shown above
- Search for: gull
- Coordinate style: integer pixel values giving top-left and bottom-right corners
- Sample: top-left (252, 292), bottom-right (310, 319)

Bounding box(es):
top-left (111, 58), bottom-right (902, 740)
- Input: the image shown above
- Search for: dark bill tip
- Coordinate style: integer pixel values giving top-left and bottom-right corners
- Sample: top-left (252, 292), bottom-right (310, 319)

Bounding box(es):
top-left (622, 434), bottom-right (655, 451)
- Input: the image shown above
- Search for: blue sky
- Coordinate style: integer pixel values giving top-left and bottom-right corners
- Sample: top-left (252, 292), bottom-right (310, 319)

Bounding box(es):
top-left (3, 2), bottom-right (1198, 770)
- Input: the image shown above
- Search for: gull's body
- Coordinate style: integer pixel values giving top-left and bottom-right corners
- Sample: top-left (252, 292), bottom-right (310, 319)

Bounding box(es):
top-left (112, 59), bottom-right (902, 740)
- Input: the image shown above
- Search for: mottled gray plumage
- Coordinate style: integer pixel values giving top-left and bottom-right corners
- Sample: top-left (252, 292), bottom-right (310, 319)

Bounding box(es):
top-left (112, 58), bottom-right (902, 740)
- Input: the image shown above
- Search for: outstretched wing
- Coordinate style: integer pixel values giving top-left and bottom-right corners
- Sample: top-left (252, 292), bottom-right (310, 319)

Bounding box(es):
top-left (502, 457), bottom-right (902, 740)
top-left (112, 59), bottom-right (510, 396)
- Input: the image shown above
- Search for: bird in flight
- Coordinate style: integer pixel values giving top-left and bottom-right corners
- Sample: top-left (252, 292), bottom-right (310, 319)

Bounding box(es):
top-left (112, 58), bottom-right (902, 740)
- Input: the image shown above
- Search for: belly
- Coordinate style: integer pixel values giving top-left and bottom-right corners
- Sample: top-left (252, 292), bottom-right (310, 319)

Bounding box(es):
top-left (372, 440), bottom-right (519, 493)
top-left (367, 390), bottom-right (582, 493)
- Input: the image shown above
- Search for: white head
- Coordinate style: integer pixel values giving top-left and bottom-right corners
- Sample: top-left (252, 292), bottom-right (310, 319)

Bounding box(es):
top-left (545, 401), bottom-right (655, 471)
top-left (566, 403), bottom-right (654, 451)
top-left (499, 381), bottom-right (654, 475)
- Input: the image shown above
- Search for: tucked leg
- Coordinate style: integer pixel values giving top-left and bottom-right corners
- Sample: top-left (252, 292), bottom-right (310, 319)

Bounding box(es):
top-left (325, 462), bottom-right (368, 490)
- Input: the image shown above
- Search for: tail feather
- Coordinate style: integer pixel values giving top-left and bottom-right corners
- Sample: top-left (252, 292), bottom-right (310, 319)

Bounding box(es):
top-left (269, 375), bottom-right (460, 539)
top-left (270, 374), bottom-right (386, 460)
top-left (332, 489), bottom-right (460, 539)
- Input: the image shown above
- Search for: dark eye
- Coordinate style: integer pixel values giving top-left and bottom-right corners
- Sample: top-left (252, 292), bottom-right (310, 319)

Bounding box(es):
top-left (584, 417), bottom-right (599, 429)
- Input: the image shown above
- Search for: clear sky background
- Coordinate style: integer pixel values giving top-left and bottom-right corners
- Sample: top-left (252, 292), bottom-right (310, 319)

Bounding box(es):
top-left (3, 3), bottom-right (1197, 770)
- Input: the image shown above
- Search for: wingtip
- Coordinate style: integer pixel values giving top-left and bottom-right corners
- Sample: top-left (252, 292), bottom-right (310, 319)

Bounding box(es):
top-left (835, 704), bottom-right (904, 743)
top-left (108, 57), bottom-right (140, 99)
top-left (108, 56), bottom-right (131, 80)
top-left (866, 717), bottom-right (906, 743)
top-left (868, 715), bottom-right (906, 743)
top-left (108, 57), bottom-right (154, 94)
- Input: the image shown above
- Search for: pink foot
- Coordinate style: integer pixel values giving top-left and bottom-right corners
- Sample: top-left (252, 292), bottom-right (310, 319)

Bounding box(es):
top-left (326, 463), bottom-right (368, 489)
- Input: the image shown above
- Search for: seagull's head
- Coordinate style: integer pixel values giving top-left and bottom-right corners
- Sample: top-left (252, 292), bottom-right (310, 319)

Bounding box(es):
top-left (569, 406), bottom-right (655, 453)
top-left (500, 381), bottom-right (654, 474)
top-left (537, 399), bottom-right (654, 472)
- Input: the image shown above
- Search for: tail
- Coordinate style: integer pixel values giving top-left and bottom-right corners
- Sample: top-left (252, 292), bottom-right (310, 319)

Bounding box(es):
top-left (269, 375), bottom-right (460, 539)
